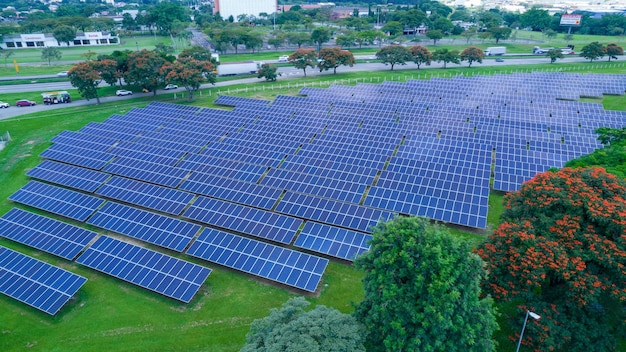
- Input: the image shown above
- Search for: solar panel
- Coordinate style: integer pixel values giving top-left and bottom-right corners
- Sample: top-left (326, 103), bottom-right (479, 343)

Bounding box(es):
top-left (294, 222), bottom-right (372, 261)
top-left (186, 228), bottom-right (328, 292)
top-left (0, 245), bottom-right (87, 315)
top-left (26, 160), bottom-right (110, 193)
top-left (87, 202), bottom-right (200, 252)
top-left (40, 143), bottom-right (114, 170)
top-left (76, 236), bottom-right (211, 303)
top-left (96, 176), bottom-right (195, 215)
top-left (183, 196), bottom-right (302, 244)
top-left (0, 208), bottom-right (98, 260)
top-left (9, 181), bottom-right (105, 221)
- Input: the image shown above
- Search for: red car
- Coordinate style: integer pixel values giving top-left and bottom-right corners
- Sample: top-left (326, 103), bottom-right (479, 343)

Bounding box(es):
top-left (16, 99), bottom-right (36, 107)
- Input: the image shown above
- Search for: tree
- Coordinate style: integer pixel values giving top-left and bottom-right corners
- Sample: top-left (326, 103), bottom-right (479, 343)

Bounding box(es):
top-left (488, 26), bottom-right (512, 44)
top-left (520, 8), bottom-right (551, 31)
top-left (433, 48), bottom-right (460, 68)
top-left (1, 50), bottom-right (13, 66)
top-left (94, 59), bottom-right (119, 87)
top-left (149, 1), bottom-right (189, 35)
top-left (311, 27), bottom-right (331, 52)
top-left (288, 48), bottom-right (317, 77)
top-left (381, 21), bottom-right (403, 36)
top-left (605, 43), bottom-right (624, 61)
top-left (547, 48), bottom-right (564, 63)
top-left (460, 46), bottom-right (484, 67)
top-left (565, 127), bottom-right (626, 178)
top-left (160, 56), bottom-right (215, 102)
top-left (580, 41), bottom-right (605, 62)
top-left (122, 12), bottom-right (137, 31)
top-left (476, 167), bottom-right (626, 352)
top-left (409, 45), bottom-right (432, 69)
top-left (426, 29), bottom-right (444, 45)
top-left (53, 25), bottom-right (76, 47)
top-left (41, 47), bottom-right (61, 66)
top-left (461, 26), bottom-right (478, 44)
top-left (126, 49), bottom-right (166, 97)
top-left (335, 33), bottom-right (357, 48)
top-left (81, 50), bottom-right (97, 61)
top-left (354, 217), bottom-right (498, 352)
top-left (544, 29), bottom-right (558, 39)
top-left (257, 63), bottom-right (279, 81)
top-left (285, 31), bottom-right (311, 48)
top-left (318, 47), bottom-right (355, 74)
top-left (68, 62), bottom-right (102, 104)
top-left (376, 45), bottom-right (411, 71)
top-left (241, 297), bottom-right (365, 352)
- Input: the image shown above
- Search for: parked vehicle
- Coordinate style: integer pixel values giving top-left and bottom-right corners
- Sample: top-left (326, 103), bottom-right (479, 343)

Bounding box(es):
top-left (16, 100), bottom-right (36, 107)
top-left (495, 58), bottom-right (505, 62)
top-left (278, 55), bottom-right (289, 63)
top-left (164, 84), bottom-right (178, 90)
top-left (533, 46), bottom-right (554, 54)
top-left (56, 71), bottom-right (69, 77)
top-left (42, 91), bottom-right (71, 104)
top-left (0, 101), bottom-right (9, 108)
top-left (216, 61), bottom-right (262, 76)
top-left (484, 47), bottom-right (506, 56)
top-left (116, 89), bottom-right (133, 96)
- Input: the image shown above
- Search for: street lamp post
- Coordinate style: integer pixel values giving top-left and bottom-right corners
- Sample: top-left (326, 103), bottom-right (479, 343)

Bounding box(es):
top-left (515, 310), bottom-right (541, 352)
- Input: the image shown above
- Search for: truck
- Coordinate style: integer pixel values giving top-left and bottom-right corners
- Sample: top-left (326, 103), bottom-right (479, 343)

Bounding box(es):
top-left (484, 47), bottom-right (506, 56)
top-left (216, 61), bottom-right (262, 76)
top-left (532, 46), bottom-right (554, 55)
top-left (42, 91), bottom-right (71, 105)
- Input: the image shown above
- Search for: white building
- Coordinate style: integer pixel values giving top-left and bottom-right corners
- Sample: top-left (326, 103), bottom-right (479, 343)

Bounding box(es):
top-left (0, 31), bottom-right (119, 49)
top-left (214, 0), bottom-right (277, 21)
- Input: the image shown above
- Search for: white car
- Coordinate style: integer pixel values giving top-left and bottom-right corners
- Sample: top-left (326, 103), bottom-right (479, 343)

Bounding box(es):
top-left (0, 101), bottom-right (9, 108)
top-left (56, 71), bottom-right (68, 77)
top-left (278, 55), bottom-right (289, 63)
top-left (164, 84), bottom-right (178, 90)
top-left (116, 89), bottom-right (133, 96)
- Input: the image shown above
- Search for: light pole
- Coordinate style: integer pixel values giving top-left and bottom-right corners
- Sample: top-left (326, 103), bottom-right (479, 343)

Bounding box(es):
top-left (515, 310), bottom-right (541, 352)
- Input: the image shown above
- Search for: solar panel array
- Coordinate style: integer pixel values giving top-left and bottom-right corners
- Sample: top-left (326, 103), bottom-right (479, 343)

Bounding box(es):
top-left (6, 73), bottom-right (623, 304)
top-left (0, 245), bottom-right (87, 315)
top-left (76, 236), bottom-right (211, 303)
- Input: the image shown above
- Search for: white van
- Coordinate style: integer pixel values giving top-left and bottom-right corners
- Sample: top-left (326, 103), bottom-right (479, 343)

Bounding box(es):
top-left (278, 55), bottom-right (289, 63)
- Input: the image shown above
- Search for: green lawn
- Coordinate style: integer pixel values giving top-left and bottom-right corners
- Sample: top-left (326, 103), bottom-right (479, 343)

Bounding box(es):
top-left (0, 64), bottom-right (625, 352)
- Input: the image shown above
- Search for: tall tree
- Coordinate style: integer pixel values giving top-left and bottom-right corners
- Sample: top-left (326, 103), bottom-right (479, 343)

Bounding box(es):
top-left (125, 49), bottom-right (166, 97)
top-left (52, 25), bottom-right (76, 47)
top-left (547, 48), bottom-right (564, 63)
top-left (410, 45), bottom-right (432, 69)
top-left (376, 45), bottom-right (411, 71)
top-left (285, 31), bottom-right (311, 48)
top-left (41, 47), bottom-right (61, 66)
top-left (580, 41), bottom-right (605, 62)
top-left (460, 46), bottom-right (484, 67)
top-left (160, 56), bottom-right (215, 102)
top-left (426, 29), bottom-right (444, 45)
top-left (318, 47), bottom-right (355, 74)
top-left (94, 59), bottom-right (119, 87)
top-left (605, 43), bottom-right (624, 61)
top-left (288, 48), bottom-right (317, 77)
top-left (433, 48), bottom-right (460, 68)
top-left (520, 8), bottom-right (551, 31)
top-left (488, 26), bottom-right (512, 44)
top-left (68, 62), bottom-right (102, 104)
top-left (241, 297), bottom-right (365, 352)
top-left (354, 217), bottom-right (498, 352)
top-left (311, 26), bottom-right (331, 52)
top-left (1, 50), bottom-right (13, 67)
top-left (257, 63), bottom-right (278, 81)
top-left (476, 167), bottom-right (626, 352)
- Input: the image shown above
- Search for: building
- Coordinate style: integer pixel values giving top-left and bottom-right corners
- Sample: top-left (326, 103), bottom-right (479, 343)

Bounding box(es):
top-left (214, 0), bottom-right (277, 21)
top-left (0, 31), bottom-right (119, 49)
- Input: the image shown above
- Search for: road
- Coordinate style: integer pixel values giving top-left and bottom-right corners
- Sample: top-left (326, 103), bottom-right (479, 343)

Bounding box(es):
top-left (0, 54), bottom-right (606, 121)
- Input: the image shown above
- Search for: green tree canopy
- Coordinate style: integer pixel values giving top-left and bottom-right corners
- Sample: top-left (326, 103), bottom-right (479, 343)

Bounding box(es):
top-left (354, 217), bottom-right (498, 352)
top-left (257, 63), bottom-right (279, 81)
top-left (409, 45), bottom-right (432, 69)
top-left (52, 25), bottom-right (76, 46)
top-left (426, 29), bottom-right (444, 45)
top-left (476, 167), bottom-right (626, 352)
top-left (547, 48), bottom-right (564, 63)
top-left (94, 59), bottom-right (118, 87)
top-left (318, 47), bottom-right (355, 74)
top-left (488, 26), bottom-right (512, 44)
top-left (311, 26), bottom-right (331, 52)
top-left (68, 61), bottom-right (102, 104)
top-left (565, 127), bottom-right (626, 178)
top-left (433, 48), bottom-right (460, 68)
top-left (520, 8), bottom-right (551, 31)
top-left (376, 45), bottom-right (411, 71)
top-left (580, 41), bottom-right (605, 62)
top-left (288, 48), bottom-right (317, 77)
top-left (125, 49), bottom-right (166, 97)
top-left (605, 43), bottom-right (624, 61)
top-left (41, 47), bottom-right (61, 66)
top-left (241, 297), bottom-right (365, 352)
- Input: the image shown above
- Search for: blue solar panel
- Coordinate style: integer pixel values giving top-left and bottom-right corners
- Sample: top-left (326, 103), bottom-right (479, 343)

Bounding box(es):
top-left (294, 222), bottom-right (371, 261)
top-left (183, 197), bottom-right (302, 244)
top-left (76, 236), bottom-right (211, 303)
top-left (40, 144), bottom-right (113, 170)
top-left (0, 208), bottom-right (98, 260)
top-left (26, 160), bottom-right (110, 193)
top-left (96, 176), bottom-right (194, 215)
top-left (275, 192), bottom-right (395, 233)
top-left (186, 228), bottom-right (328, 292)
top-left (0, 245), bottom-right (87, 315)
top-left (87, 202), bottom-right (200, 252)
top-left (9, 181), bottom-right (105, 221)
top-left (179, 175), bottom-right (281, 210)
top-left (103, 157), bottom-right (189, 188)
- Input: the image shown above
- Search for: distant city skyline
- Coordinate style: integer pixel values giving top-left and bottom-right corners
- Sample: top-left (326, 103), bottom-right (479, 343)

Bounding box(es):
top-left (440, 0), bottom-right (626, 13)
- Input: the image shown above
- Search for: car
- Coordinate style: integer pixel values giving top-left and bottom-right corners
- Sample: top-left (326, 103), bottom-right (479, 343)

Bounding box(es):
top-left (116, 89), bottom-right (133, 96)
top-left (56, 71), bottom-right (69, 77)
top-left (278, 55), bottom-right (289, 63)
top-left (16, 99), bottom-right (36, 107)
top-left (0, 101), bottom-right (9, 108)
top-left (164, 84), bottom-right (178, 90)
top-left (495, 58), bottom-right (504, 62)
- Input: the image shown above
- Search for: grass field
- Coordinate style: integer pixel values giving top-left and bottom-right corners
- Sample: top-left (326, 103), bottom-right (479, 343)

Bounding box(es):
top-left (0, 63), bottom-right (625, 352)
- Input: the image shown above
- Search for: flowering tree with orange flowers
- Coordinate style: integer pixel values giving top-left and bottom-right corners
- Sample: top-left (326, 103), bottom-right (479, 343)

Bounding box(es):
top-left (160, 56), bottom-right (215, 102)
top-left (476, 167), bottom-right (626, 352)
